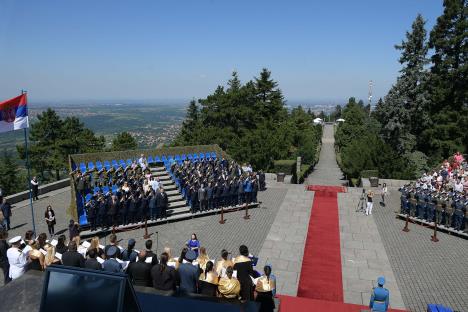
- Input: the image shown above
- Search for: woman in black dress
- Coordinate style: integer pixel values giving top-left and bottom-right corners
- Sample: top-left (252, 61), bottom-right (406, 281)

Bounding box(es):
top-left (233, 245), bottom-right (255, 302)
top-left (44, 205), bottom-right (56, 236)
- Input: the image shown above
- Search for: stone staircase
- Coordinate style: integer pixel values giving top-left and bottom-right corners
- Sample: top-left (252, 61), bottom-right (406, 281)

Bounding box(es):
top-left (150, 165), bottom-right (191, 217)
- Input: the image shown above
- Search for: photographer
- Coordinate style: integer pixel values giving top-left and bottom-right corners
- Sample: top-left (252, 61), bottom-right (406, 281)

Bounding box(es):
top-left (366, 190), bottom-right (374, 216)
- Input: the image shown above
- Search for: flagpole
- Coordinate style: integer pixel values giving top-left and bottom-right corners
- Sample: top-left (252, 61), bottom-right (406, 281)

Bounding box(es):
top-left (22, 90), bottom-right (36, 237)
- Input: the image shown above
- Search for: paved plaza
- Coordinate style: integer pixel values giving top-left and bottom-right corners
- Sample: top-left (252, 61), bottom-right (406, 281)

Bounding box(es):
top-left (373, 187), bottom-right (468, 312)
top-left (3, 124), bottom-right (467, 312)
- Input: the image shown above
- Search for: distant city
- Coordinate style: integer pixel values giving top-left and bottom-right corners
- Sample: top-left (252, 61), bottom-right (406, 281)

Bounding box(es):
top-left (0, 100), bottom-right (349, 156)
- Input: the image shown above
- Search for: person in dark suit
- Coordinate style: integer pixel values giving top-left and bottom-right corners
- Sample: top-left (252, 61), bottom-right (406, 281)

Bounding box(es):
top-left (128, 193), bottom-right (138, 224)
top-left (1, 198), bottom-right (12, 231)
top-left (84, 248), bottom-right (102, 270)
top-left (139, 192), bottom-right (149, 222)
top-left (177, 250), bottom-right (199, 294)
top-left (30, 176), bottom-right (39, 200)
top-left (62, 241), bottom-right (85, 268)
top-left (145, 239), bottom-right (158, 266)
top-left (104, 234), bottom-right (122, 260)
top-left (119, 195), bottom-right (128, 225)
top-left (252, 178), bottom-right (259, 203)
top-left (222, 182), bottom-right (230, 207)
top-left (156, 187), bottom-right (168, 219)
top-left (107, 195), bottom-right (118, 227)
top-left (206, 183), bottom-right (213, 210)
top-left (86, 199), bottom-right (97, 231)
top-left (148, 190), bottom-right (157, 221)
top-left (97, 196), bottom-right (107, 228)
top-left (151, 252), bottom-right (178, 293)
top-left (233, 245), bottom-right (255, 302)
top-left (68, 220), bottom-right (80, 241)
top-left (55, 235), bottom-right (68, 255)
top-left (127, 251), bottom-right (152, 287)
top-left (258, 171), bottom-right (266, 191)
top-left (198, 184), bottom-right (207, 212)
top-left (238, 178), bottom-right (245, 206)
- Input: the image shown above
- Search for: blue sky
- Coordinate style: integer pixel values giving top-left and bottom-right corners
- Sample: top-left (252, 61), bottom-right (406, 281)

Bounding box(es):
top-left (0, 0), bottom-right (443, 104)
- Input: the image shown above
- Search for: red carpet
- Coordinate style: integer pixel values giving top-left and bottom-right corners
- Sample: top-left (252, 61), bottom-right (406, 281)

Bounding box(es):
top-left (297, 185), bottom-right (344, 301)
top-left (278, 295), bottom-right (407, 312)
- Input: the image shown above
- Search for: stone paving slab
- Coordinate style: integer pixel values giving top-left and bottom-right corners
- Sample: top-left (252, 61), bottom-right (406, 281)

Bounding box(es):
top-left (257, 184), bottom-right (314, 296)
top-left (372, 187), bottom-right (468, 312)
top-left (338, 190), bottom-right (406, 310)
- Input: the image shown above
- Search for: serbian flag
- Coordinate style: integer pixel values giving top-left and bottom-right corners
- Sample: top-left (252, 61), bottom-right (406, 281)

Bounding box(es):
top-left (0, 94), bottom-right (29, 133)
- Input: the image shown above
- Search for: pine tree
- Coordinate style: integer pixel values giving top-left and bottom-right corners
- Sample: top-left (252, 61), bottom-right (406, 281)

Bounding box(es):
top-left (423, 0), bottom-right (468, 159)
top-left (375, 14), bottom-right (430, 156)
top-left (112, 132), bottom-right (138, 151)
top-left (0, 150), bottom-right (20, 195)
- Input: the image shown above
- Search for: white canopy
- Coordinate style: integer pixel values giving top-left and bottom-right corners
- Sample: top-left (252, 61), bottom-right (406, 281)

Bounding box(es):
top-left (336, 118), bottom-right (345, 122)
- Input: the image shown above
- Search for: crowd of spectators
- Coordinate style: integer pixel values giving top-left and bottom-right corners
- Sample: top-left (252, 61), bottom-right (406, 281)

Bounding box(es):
top-left (0, 230), bottom-right (276, 311)
top-left (400, 152), bottom-right (468, 231)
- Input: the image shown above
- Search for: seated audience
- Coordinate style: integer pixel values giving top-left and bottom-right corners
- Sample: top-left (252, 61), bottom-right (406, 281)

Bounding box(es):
top-left (144, 239), bottom-right (158, 266)
top-left (103, 246), bottom-right (122, 273)
top-left (84, 248), bottom-right (102, 270)
top-left (218, 266), bottom-right (240, 300)
top-left (215, 249), bottom-right (233, 276)
top-left (44, 245), bottom-right (61, 268)
top-left (199, 261), bottom-right (218, 297)
top-left (177, 249), bottom-right (199, 294)
top-left (55, 234), bottom-right (68, 254)
top-left (62, 241), bottom-right (85, 268)
top-left (122, 239), bottom-right (138, 263)
top-left (127, 251), bottom-right (152, 287)
top-left (151, 252), bottom-right (178, 292)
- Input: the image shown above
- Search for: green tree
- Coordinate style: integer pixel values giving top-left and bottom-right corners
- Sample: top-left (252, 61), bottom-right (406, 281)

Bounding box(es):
top-left (112, 132), bottom-right (138, 151)
top-left (174, 69), bottom-right (320, 171)
top-left (17, 108), bottom-right (63, 180)
top-left (375, 14), bottom-right (430, 156)
top-left (0, 151), bottom-right (21, 195)
top-left (17, 109), bottom-right (105, 181)
top-left (422, 0), bottom-right (468, 160)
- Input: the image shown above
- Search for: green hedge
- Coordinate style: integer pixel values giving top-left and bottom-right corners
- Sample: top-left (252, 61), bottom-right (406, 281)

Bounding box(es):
top-left (272, 159), bottom-right (296, 174)
top-left (292, 164), bottom-right (312, 184)
top-left (361, 170), bottom-right (379, 178)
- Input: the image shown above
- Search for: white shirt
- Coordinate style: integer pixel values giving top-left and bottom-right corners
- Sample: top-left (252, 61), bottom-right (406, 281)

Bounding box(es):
top-left (30, 179), bottom-right (39, 186)
top-left (7, 247), bottom-right (28, 280)
top-left (151, 180), bottom-right (159, 191)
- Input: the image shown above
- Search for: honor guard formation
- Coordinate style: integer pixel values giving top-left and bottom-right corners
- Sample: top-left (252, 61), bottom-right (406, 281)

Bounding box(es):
top-left (399, 152), bottom-right (468, 232)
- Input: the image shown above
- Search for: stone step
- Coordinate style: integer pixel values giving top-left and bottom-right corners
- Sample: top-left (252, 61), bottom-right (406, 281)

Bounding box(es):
top-left (168, 194), bottom-right (183, 203)
top-left (166, 190), bottom-right (180, 196)
top-left (150, 167), bottom-right (166, 172)
top-left (168, 200), bottom-right (187, 209)
top-left (163, 184), bottom-right (176, 191)
top-left (151, 170), bottom-right (168, 177)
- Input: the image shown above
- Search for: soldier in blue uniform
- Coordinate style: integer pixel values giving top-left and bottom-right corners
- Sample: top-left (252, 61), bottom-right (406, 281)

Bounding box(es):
top-left (369, 276), bottom-right (389, 312)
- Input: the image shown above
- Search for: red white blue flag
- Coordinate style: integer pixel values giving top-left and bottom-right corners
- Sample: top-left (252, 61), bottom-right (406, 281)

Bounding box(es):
top-left (0, 94), bottom-right (29, 133)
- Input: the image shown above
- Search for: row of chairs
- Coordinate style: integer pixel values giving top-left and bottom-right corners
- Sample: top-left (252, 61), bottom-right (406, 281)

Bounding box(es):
top-left (74, 151), bottom-right (218, 174)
